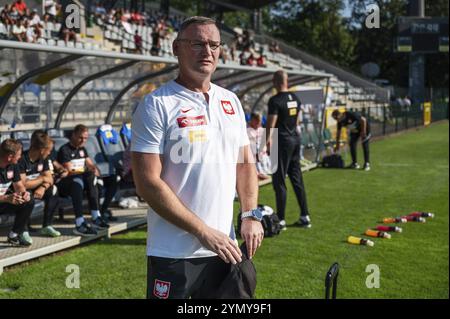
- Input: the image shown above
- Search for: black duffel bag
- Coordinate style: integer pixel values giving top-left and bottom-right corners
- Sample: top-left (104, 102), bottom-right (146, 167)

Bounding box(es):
top-left (321, 154), bottom-right (345, 168)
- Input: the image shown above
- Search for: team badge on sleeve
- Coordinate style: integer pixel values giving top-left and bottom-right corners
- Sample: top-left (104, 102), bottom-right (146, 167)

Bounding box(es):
top-left (7, 170), bottom-right (14, 180)
top-left (79, 150), bottom-right (85, 158)
top-left (221, 100), bottom-right (235, 115)
top-left (153, 279), bottom-right (171, 299)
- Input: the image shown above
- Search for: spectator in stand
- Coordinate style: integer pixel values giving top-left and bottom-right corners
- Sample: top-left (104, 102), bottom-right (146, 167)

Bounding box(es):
top-left (256, 53), bottom-right (266, 67)
top-left (150, 24), bottom-right (162, 56)
top-left (134, 29), bottom-right (143, 54)
top-left (24, 19), bottom-right (37, 43)
top-left (29, 10), bottom-right (43, 39)
top-left (0, 5), bottom-right (14, 28)
top-left (12, 18), bottom-right (26, 42)
top-left (59, 24), bottom-right (77, 45)
top-left (219, 43), bottom-right (229, 64)
top-left (44, 0), bottom-right (59, 23)
top-left (94, 2), bottom-right (107, 19)
top-left (121, 9), bottom-right (131, 23)
top-left (106, 9), bottom-right (116, 25)
top-left (269, 41), bottom-right (282, 53)
top-left (247, 53), bottom-right (257, 66)
top-left (9, 5), bottom-right (20, 21)
top-left (13, 0), bottom-right (27, 17)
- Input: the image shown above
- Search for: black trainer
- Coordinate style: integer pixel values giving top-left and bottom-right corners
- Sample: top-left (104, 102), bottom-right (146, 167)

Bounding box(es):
top-left (102, 210), bottom-right (118, 222)
top-left (294, 215), bottom-right (312, 228)
top-left (73, 221), bottom-right (98, 237)
top-left (92, 216), bottom-right (110, 229)
top-left (7, 233), bottom-right (32, 247)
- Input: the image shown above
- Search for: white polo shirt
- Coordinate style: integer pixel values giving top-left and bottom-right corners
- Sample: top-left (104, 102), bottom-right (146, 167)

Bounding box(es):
top-left (131, 80), bottom-right (249, 258)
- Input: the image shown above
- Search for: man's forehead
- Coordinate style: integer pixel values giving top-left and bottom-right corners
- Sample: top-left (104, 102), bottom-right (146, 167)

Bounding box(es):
top-left (181, 23), bottom-right (220, 40)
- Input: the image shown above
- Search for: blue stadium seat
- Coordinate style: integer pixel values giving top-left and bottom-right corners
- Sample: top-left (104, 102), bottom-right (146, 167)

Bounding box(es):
top-left (120, 123), bottom-right (131, 148)
top-left (96, 124), bottom-right (124, 175)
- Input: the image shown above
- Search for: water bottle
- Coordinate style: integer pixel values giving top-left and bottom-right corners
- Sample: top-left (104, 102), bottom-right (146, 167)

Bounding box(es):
top-left (402, 215), bottom-right (426, 223)
top-left (365, 229), bottom-right (391, 239)
top-left (383, 217), bottom-right (407, 224)
top-left (376, 225), bottom-right (402, 233)
top-left (347, 236), bottom-right (374, 246)
top-left (408, 211), bottom-right (434, 218)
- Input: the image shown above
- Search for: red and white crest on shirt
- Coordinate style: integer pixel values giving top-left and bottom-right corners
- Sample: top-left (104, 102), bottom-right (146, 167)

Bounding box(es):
top-left (37, 164), bottom-right (44, 172)
top-left (221, 100), bottom-right (235, 115)
top-left (79, 150), bottom-right (85, 158)
top-left (177, 115), bottom-right (207, 128)
top-left (153, 279), bottom-right (171, 299)
top-left (7, 170), bottom-right (14, 180)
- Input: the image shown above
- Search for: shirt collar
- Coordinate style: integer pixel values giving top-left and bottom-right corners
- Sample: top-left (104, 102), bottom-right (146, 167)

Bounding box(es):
top-left (170, 79), bottom-right (215, 97)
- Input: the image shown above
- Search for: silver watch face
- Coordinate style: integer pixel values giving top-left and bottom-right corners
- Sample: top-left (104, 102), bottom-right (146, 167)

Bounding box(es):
top-left (253, 209), bottom-right (263, 220)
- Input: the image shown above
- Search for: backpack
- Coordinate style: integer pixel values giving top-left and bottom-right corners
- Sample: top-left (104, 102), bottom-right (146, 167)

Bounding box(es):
top-left (237, 205), bottom-right (281, 238)
top-left (322, 154), bottom-right (345, 168)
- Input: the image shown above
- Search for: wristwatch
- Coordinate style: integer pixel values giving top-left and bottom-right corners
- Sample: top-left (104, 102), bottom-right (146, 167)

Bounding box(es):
top-left (241, 208), bottom-right (263, 222)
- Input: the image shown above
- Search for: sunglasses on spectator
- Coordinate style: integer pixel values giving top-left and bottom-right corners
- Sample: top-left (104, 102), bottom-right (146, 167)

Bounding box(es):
top-left (176, 39), bottom-right (223, 51)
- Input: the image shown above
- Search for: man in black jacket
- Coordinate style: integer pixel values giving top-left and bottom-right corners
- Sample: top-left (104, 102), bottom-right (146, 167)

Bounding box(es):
top-left (332, 109), bottom-right (371, 171)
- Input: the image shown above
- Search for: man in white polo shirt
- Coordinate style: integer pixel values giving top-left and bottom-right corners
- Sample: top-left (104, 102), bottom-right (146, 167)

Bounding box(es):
top-left (131, 16), bottom-right (264, 299)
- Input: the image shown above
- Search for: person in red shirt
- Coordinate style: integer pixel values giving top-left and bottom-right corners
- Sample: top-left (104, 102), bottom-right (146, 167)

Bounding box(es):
top-left (13, 0), bottom-right (27, 16)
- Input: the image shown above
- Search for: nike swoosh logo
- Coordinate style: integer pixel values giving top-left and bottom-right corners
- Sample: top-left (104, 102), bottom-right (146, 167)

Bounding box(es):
top-left (181, 108), bottom-right (193, 113)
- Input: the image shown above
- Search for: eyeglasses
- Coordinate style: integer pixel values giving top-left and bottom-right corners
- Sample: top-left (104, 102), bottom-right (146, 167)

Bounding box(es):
top-left (176, 39), bottom-right (223, 51)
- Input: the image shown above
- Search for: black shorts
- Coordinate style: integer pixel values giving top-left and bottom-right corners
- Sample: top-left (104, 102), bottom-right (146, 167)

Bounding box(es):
top-left (147, 255), bottom-right (231, 299)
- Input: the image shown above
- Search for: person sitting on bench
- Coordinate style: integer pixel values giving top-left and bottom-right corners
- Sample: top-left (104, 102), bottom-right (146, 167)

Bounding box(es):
top-left (0, 139), bottom-right (35, 246)
top-left (19, 131), bottom-right (62, 237)
top-left (56, 124), bottom-right (109, 237)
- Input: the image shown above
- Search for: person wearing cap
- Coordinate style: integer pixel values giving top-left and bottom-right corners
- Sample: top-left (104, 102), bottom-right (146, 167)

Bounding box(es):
top-left (331, 109), bottom-right (371, 171)
top-left (131, 16), bottom-right (264, 299)
top-left (266, 70), bottom-right (311, 230)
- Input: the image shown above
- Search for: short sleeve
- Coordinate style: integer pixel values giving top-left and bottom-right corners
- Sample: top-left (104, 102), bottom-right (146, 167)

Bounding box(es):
top-left (17, 158), bottom-right (27, 174)
top-left (43, 158), bottom-right (50, 171)
top-left (57, 145), bottom-right (71, 164)
top-left (13, 165), bottom-right (21, 182)
top-left (82, 147), bottom-right (89, 158)
top-left (268, 96), bottom-right (279, 115)
top-left (131, 94), bottom-right (167, 154)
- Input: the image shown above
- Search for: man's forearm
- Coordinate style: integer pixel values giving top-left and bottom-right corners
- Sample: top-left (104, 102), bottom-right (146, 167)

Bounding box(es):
top-left (136, 177), bottom-right (207, 238)
top-left (236, 162), bottom-right (258, 211)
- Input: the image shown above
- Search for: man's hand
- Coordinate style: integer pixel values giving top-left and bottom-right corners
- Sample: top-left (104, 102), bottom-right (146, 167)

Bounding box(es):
top-left (266, 139), bottom-right (272, 156)
top-left (197, 226), bottom-right (243, 264)
top-left (240, 218), bottom-right (264, 259)
top-left (58, 169), bottom-right (69, 179)
top-left (34, 187), bottom-right (45, 200)
top-left (360, 132), bottom-right (367, 141)
top-left (21, 191), bottom-right (31, 202)
top-left (6, 193), bottom-right (25, 205)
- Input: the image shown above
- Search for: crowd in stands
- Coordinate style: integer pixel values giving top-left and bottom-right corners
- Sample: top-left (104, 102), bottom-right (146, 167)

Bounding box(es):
top-left (0, 0), bottom-right (80, 45)
top-left (1, 1), bottom-right (280, 69)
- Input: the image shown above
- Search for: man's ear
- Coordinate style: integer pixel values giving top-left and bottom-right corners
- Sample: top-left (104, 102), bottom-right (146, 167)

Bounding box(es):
top-left (172, 40), bottom-right (179, 56)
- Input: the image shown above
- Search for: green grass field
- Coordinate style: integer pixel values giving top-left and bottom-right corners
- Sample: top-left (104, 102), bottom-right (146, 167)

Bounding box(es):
top-left (0, 122), bottom-right (448, 299)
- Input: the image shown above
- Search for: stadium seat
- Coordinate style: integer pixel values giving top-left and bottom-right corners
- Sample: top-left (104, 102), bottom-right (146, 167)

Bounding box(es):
top-left (85, 135), bottom-right (115, 176)
top-left (96, 124), bottom-right (125, 175)
top-left (120, 123), bottom-right (131, 148)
